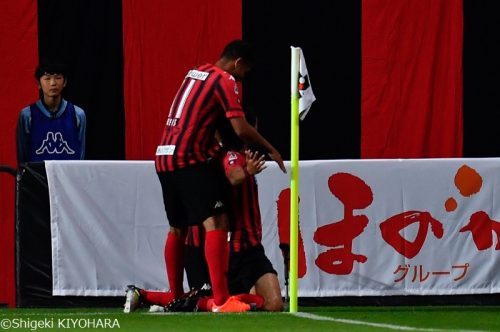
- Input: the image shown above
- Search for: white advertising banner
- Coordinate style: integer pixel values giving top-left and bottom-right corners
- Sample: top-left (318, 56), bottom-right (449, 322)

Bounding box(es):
top-left (46, 161), bottom-right (168, 296)
top-left (46, 159), bottom-right (500, 296)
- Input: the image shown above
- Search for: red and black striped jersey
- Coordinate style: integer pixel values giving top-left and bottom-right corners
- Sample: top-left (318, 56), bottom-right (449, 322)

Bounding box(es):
top-left (222, 150), bottom-right (262, 253)
top-left (155, 64), bottom-right (245, 172)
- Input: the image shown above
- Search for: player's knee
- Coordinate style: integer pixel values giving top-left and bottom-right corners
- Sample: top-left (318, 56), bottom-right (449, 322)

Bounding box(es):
top-left (203, 213), bottom-right (229, 231)
top-left (169, 227), bottom-right (186, 237)
top-left (264, 296), bottom-right (284, 312)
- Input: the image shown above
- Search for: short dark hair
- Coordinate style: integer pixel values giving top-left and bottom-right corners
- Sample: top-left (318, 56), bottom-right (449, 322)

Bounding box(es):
top-left (35, 63), bottom-right (68, 80)
top-left (220, 40), bottom-right (255, 67)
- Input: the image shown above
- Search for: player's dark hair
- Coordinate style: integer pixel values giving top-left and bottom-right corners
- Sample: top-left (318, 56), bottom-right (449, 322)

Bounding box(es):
top-left (35, 62), bottom-right (68, 80)
top-left (220, 40), bottom-right (255, 67)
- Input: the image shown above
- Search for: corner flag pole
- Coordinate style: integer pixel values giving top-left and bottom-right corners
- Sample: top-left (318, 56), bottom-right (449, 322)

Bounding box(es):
top-left (289, 46), bottom-right (300, 313)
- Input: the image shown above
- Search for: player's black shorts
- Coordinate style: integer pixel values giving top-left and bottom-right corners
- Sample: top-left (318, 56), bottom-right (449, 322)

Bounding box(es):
top-left (157, 160), bottom-right (229, 228)
top-left (227, 244), bottom-right (277, 295)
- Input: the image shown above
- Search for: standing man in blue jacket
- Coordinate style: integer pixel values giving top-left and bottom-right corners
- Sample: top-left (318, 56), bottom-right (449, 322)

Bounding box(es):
top-left (16, 63), bottom-right (86, 164)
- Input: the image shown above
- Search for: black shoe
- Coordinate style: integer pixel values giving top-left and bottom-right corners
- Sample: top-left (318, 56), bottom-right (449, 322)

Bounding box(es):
top-left (165, 283), bottom-right (212, 312)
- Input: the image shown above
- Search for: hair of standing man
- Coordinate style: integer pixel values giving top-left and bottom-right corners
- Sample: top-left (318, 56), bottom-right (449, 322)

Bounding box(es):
top-left (220, 40), bottom-right (255, 67)
top-left (34, 62), bottom-right (68, 80)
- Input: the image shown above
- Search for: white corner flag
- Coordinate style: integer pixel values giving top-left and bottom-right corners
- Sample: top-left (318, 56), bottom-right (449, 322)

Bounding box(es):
top-left (289, 46), bottom-right (316, 313)
top-left (298, 48), bottom-right (316, 120)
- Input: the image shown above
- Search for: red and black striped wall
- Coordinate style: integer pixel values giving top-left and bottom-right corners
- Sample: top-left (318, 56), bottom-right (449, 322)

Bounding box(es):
top-left (1, 0), bottom-right (241, 307)
top-left (245, 0), bottom-right (499, 160)
top-left (1, 0), bottom-right (499, 307)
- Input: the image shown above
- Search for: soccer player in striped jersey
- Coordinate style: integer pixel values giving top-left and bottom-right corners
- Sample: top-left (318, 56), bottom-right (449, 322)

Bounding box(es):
top-left (124, 147), bottom-right (282, 312)
top-left (175, 147), bottom-right (283, 312)
top-left (154, 40), bottom-right (285, 313)
top-left (223, 148), bottom-right (283, 311)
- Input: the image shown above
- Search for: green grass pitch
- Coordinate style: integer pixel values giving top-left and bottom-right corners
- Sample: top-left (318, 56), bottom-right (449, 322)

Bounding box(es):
top-left (1, 306), bottom-right (500, 331)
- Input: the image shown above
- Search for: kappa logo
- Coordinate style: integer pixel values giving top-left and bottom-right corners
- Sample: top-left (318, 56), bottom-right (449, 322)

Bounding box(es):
top-left (35, 131), bottom-right (75, 155)
top-left (214, 201), bottom-right (224, 209)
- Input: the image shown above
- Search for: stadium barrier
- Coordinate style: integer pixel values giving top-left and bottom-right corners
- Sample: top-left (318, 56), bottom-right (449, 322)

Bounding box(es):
top-left (16, 160), bottom-right (500, 307)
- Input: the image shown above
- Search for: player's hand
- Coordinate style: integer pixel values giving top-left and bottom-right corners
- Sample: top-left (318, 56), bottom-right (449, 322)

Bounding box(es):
top-left (268, 149), bottom-right (286, 173)
top-left (245, 150), bottom-right (267, 175)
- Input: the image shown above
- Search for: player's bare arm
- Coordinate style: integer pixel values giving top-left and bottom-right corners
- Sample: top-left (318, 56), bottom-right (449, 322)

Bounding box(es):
top-left (230, 117), bottom-right (286, 173)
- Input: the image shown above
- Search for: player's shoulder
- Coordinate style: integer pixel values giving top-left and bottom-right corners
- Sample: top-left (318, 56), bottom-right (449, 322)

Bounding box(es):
top-left (73, 105), bottom-right (86, 118)
top-left (225, 149), bottom-right (243, 159)
top-left (19, 105), bottom-right (31, 116)
top-left (63, 100), bottom-right (86, 129)
top-left (224, 150), bottom-right (243, 165)
top-left (205, 64), bottom-right (236, 82)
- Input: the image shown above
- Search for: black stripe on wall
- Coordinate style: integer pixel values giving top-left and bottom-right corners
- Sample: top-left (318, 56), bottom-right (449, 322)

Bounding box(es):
top-left (38, 0), bottom-right (125, 160)
top-left (242, 0), bottom-right (361, 160)
top-left (463, 0), bottom-right (500, 157)
top-left (245, 0), bottom-right (500, 160)
top-left (34, 0), bottom-right (499, 160)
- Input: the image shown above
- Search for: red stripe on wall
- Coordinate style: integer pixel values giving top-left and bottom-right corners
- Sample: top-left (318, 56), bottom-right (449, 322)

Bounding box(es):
top-left (122, 0), bottom-right (242, 160)
top-left (362, 0), bottom-right (463, 158)
top-left (0, 0), bottom-right (38, 307)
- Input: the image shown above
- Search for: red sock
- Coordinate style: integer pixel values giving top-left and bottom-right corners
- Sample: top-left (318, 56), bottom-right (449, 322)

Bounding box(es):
top-left (234, 293), bottom-right (265, 309)
top-left (165, 232), bottom-right (185, 297)
top-left (204, 229), bottom-right (230, 306)
top-left (196, 297), bottom-right (213, 311)
top-left (139, 290), bottom-right (175, 306)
